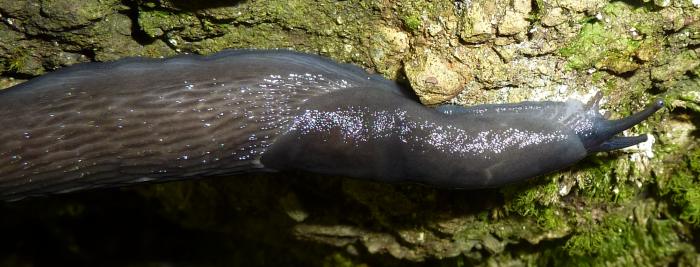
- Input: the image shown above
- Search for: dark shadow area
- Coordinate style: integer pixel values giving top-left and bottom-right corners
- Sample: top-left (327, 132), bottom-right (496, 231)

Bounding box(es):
top-left (160, 0), bottom-right (247, 10)
top-left (611, 0), bottom-right (660, 10)
top-left (120, 1), bottom-right (157, 45)
top-left (0, 172), bottom-right (505, 266)
top-left (395, 67), bottom-right (427, 105)
top-left (667, 106), bottom-right (700, 138)
top-left (0, 71), bottom-right (36, 81)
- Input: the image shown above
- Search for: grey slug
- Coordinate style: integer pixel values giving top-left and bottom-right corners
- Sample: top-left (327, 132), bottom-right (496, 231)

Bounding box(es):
top-left (0, 50), bottom-right (663, 201)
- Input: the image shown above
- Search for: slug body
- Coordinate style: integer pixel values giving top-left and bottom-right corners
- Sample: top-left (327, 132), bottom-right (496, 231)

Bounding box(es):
top-left (0, 50), bottom-right (662, 200)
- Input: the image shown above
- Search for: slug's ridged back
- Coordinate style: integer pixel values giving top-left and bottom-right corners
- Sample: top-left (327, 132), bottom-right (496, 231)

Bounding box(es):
top-left (0, 49), bottom-right (663, 199)
top-left (0, 50), bottom-right (394, 200)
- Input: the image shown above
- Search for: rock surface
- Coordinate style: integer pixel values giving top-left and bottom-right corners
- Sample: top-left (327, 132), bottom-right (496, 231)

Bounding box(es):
top-left (1, 0), bottom-right (700, 266)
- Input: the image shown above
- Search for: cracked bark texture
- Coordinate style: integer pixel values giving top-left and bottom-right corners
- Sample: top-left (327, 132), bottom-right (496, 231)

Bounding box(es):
top-left (1, 0), bottom-right (700, 266)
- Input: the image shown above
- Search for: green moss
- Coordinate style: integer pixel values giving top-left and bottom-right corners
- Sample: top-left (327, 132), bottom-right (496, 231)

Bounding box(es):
top-left (558, 1), bottom-right (672, 74)
top-left (322, 253), bottom-right (366, 267)
top-left (563, 214), bottom-right (628, 258)
top-left (601, 77), bottom-right (618, 94)
top-left (395, 0), bottom-right (441, 33)
top-left (571, 157), bottom-right (629, 203)
top-left (651, 50), bottom-right (699, 82)
top-left (139, 10), bottom-right (199, 38)
top-left (402, 15), bottom-right (422, 32)
top-left (503, 178), bottom-right (557, 215)
top-left (31, 0), bottom-right (123, 30)
top-left (559, 22), bottom-right (640, 73)
top-left (554, 208), bottom-right (691, 266)
top-left (658, 146), bottom-right (700, 226)
top-left (1, 48), bottom-right (34, 74)
top-left (677, 187), bottom-right (700, 224)
top-left (194, 24), bottom-right (295, 52)
top-left (6, 55), bottom-right (25, 72)
top-left (501, 177), bottom-right (568, 230)
top-left (536, 207), bottom-right (567, 230)
top-left (134, 0), bottom-right (378, 65)
top-left (453, 220), bottom-right (506, 255)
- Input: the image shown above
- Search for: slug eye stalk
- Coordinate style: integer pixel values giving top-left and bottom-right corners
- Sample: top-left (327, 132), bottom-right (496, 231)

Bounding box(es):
top-left (583, 99), bottom-right (664, 153)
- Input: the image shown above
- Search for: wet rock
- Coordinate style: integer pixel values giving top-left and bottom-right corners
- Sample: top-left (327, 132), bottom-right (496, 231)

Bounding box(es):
top-left (555, 0), bottom-right (607, 14)
top-left (459, 0), bottom-right (500, 43)
top-left (0, 0), bottom-right (123, 33)
top-left (541, 7), bottom-right (567, 27)
top-left (651, 50), bottom-right (699, 82)
top-left (403, 51), bottom-right (463, 105)
top-left (497, 0), bottom-right (531, 37)
top-left (368, 25), bottom-right (409, 78)
top-left (454, 46), bottom-right (511, 88)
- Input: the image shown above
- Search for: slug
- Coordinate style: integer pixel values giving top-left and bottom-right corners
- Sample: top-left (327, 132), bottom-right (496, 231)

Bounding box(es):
top-left (0, 50), bottom-right (663, 201)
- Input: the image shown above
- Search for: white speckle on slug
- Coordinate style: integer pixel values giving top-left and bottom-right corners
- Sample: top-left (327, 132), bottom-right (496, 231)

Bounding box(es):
top-left (289, 107), bottom-right (568, 156)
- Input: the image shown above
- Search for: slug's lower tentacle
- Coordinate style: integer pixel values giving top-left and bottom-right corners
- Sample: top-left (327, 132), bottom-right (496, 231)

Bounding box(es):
top-left (587, 135), bottom-right (649, 152)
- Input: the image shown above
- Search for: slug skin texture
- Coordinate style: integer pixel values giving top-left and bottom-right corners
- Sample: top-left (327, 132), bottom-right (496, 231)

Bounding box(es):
top-left (0, 50), bottom-right (663, 200)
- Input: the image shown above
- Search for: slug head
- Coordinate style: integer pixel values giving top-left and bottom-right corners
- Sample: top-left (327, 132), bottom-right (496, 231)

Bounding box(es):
top-left (578, 97), bottom-right (664, 153)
